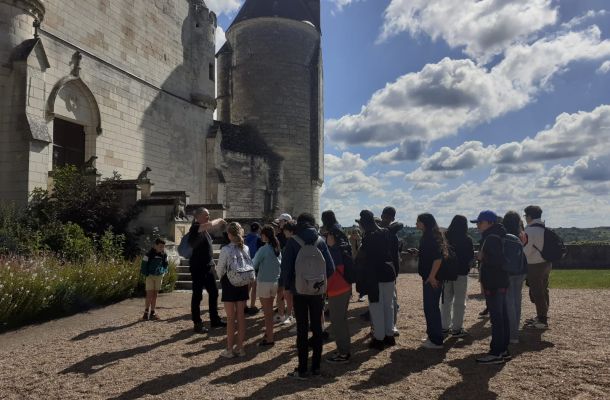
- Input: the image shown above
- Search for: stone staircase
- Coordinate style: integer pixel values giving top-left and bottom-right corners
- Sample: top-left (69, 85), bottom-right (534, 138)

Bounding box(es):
top-left (175, 244), bottom-right (222, 290)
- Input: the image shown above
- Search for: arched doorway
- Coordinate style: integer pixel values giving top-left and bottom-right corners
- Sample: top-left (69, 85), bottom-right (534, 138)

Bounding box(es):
top-left (46, 76), bottom-right (102, 171)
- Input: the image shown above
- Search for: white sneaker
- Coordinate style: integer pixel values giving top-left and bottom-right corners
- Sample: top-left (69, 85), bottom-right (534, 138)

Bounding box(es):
top-left (421, 339), bottom-right (443, 349)
top-left (220, 349), bottom-right (235, 359)
top-left (274, 314), bottom-right (285, 323)
top-left (282, 316), bottom-right (294, 325)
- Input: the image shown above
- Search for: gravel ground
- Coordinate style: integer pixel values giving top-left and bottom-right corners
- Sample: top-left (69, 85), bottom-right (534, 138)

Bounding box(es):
top-left (1, 274), bottom-right (609, 400)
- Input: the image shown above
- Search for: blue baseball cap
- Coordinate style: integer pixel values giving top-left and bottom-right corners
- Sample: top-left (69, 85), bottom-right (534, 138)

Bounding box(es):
top-left (470, 210), bottom-right (498, 224)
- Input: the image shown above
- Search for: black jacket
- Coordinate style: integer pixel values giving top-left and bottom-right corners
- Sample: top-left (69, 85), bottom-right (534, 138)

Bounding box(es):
top-left (188, 222), bottom-right (214, 272)
top-left (480, 224), bottom-right (509, 290)
top-left (359, 228), bottom-right (397, 302)
top-left (447, 234), bottom-right (475, 276)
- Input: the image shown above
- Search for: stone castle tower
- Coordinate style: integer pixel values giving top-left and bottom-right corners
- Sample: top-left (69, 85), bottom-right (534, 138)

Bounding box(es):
top-left (217, 0), bottom-right (324, 218)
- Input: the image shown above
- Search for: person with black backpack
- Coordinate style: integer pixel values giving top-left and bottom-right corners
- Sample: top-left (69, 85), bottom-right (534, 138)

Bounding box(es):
top-left (471, 210), bottom-right (510, 365)
top-left (441, 215), bottom-right (475, 339)
top-left (407, 213), bottom-right (446, 349)
top-left (523, 205), bottom-right (558, 330)
top-left (281, 213), bottom-right (335, 379)
top-left (321, 210), bottom-right (354, 364)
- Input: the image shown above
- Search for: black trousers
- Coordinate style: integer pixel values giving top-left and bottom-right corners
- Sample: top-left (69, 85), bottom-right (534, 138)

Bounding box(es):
top-left (294, 294), bottom-right (324, 373)
top-left (191, 269), bottom-right (219, 324)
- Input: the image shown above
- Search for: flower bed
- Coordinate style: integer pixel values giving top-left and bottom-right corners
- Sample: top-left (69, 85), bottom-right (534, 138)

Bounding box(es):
top-left (0, 255), bottom-right (176, 330)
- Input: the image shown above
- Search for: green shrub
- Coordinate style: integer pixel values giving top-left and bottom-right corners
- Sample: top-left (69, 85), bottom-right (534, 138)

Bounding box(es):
top-left (0, 255), bottom-right (140, 330)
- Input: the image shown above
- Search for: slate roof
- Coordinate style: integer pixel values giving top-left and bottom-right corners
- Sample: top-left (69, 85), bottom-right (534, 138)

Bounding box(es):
top-left (211, 121), bottom-right (282, 161)
top-left (229, 0), bottom-right (319, 30)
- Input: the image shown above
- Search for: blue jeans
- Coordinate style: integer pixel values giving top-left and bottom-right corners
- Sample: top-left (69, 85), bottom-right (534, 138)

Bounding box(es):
top-left (423, 281), bottom-right (443, 345)
top-left (506, 274), bottom-right (526, 341)
top-left (485, 289), bottom-right (510, 356)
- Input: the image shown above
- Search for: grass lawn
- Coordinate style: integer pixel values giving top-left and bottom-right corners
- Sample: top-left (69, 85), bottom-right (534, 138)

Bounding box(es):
top-left (550, 269), bottom-right (610, 289)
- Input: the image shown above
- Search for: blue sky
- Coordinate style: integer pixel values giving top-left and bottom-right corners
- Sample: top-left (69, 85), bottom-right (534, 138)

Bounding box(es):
top-left (210, 0), bottom-right (610, 228)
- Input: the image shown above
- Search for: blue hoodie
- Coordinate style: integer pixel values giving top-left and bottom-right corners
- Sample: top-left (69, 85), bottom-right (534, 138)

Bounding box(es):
top-left (280, 224), bottom-right (335, 295)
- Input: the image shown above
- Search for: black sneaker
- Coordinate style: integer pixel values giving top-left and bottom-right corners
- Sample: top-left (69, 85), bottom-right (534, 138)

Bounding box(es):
top-left (211, 320), bottom-right (227, 328)
top-left (368, 339), bottom-right (385, 351)
top-left (476, 354), bottom-right (505, 365)
top-left (501, 351), bottom-right (512, 361)
top-left (442, 329), bottom-right (450, 338)
top-left (326, 353), bottom-right (350, 364)
top-left (245, 306), bottom-right (259, 316)
top-left (287, 369), bottom-right (309, 380)
top-left (149, 312), bottom-right (160, 321)
top-left (451, 329), bottom-right (468, 338)
top-left (142, 311), bottom-right (149, 321)
top-left (383, 335), bottom-right (396, 346)
top-left (193, 323), bottom-right (208, 334)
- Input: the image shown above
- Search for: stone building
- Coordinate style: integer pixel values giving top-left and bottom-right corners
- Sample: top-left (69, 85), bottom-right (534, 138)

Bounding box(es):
top-left (0, 0), bottom-right (323, 227)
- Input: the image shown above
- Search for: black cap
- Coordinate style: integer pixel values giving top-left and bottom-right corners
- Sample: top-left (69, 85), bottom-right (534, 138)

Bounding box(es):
top-left (355, 209), bottom-right (375, 225)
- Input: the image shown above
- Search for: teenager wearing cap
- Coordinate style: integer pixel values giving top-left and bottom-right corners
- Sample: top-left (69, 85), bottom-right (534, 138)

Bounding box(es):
top-left (471, 210), bottom-right (511, 364)
top-left (357, 210), bottom-right (398, 350)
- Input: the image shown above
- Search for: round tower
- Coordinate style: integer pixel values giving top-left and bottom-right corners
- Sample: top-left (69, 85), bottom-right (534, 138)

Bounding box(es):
top-left (224, 0), bottom-right (323, 218)
top-left (0, 0), bottom-right (45, 63)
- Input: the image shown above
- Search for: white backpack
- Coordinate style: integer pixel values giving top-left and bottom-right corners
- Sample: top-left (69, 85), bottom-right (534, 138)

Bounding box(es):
top-left (226, 245), bottom-right (256, 287)
top-left (293, 235), bottom-right (327, 295)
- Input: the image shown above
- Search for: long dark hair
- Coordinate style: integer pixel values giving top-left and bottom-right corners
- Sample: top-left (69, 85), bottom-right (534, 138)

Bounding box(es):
top-left (446, 215), bottom-right (468, 243)
top-left (503, 211), bottom-right (522, 236)
top-left (261, 225), bottom-right (280, 256)
top-left (321, 210), bottom-right (338, 230)
top-left (417, 213), bottom-right (448, 258)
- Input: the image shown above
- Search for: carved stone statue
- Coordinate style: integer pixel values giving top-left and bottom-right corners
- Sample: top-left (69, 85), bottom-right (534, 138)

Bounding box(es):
top-left (137, 166), bottom-right (151, 182)
top-left (82, 156), bottom-right (98, 174)
top-left (174, 200), bottom-right (187, 221)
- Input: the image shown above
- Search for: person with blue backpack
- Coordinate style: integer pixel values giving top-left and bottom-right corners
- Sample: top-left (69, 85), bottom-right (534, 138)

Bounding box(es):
top-left (472, 210), bottom-right (511, 365)
top-left (503, 211), bottom-right (528, 343)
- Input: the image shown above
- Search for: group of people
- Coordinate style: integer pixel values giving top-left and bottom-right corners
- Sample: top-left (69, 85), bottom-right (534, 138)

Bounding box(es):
top-left (139, 204), bottom-right (555, 378)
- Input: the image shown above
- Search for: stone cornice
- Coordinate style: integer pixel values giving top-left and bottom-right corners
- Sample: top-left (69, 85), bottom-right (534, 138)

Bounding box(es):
top-left (1, 0), bottom-right (46, 21)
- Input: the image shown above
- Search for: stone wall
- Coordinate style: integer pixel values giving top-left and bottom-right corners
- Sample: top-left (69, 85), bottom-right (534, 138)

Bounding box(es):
top-left (0, 0), bottom-right (216, 204)
top-left (221, 151), bottom-right (271, 219)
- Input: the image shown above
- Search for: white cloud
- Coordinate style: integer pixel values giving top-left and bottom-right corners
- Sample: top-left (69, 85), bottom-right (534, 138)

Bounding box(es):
top-left (322, 170), bottom-right (385, 199)
top-left (561, 9), bottom-right (608, 30)
top-left (215, 26), bottom-right (227, 51)
top-left (493, 104), bottom-right (610, 164)
top-left (327, 0), bottom-right (360, 12)
top-left (597, 60), bottom-right (610, 75)
top-left (324, 152), bottom-right (367, 176)
top-left (327, 28), bottom-right (610, 158)
top-left (378, 0), bottom-right (558, 63)
top-left (205, 0), bottom-right (242, 16)
top-left (384, 170), bottom-right (406, 178)
top-left (412, 182), bottom-right (445, 191)
top-left (405, 167), bottom-right (463, 182)
top-left (421, 141), bottom-right (495, 171)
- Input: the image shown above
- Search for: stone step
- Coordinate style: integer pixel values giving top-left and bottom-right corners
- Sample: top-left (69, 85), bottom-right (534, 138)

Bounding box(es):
top-left (177, 265), bottom-right (190, 274)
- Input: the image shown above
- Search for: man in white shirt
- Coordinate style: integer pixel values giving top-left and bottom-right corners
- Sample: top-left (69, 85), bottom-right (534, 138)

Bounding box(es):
top-left (523, 205), bottom-right (551, 329)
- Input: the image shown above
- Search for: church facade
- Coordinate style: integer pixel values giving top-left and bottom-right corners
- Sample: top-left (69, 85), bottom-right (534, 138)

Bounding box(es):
top-left (0, 0), bottom-right (323, 220)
